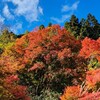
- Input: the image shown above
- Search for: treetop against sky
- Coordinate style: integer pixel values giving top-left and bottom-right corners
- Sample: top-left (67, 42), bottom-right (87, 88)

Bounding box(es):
top-left (0, 0), bottom-right (100, 34)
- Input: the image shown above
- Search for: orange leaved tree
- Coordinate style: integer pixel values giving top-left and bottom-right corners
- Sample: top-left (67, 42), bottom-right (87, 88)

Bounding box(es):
top-left (14, 25), bottom-right (87, 98)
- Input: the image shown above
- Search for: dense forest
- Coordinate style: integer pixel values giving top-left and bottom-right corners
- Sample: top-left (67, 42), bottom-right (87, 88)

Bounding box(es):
top-left (0, 14), bottom-right (100, 100)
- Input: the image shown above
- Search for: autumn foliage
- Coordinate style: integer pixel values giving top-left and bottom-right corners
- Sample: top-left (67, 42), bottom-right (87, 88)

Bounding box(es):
top-left (79, 37), bottom-right (100, 59)
top-left (60, 86), bottom-right (80, 100)
top-left (0, 25), bottom-right (100, 99)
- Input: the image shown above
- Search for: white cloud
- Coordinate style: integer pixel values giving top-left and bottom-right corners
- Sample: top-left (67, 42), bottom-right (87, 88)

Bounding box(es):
top-left (62, 5), bottom-right (70, 12)
top-left (0, 15), bottom-right (5, 33)
top-left (10, 23), bottom-right (22, 34)
top-left (51, 14), bottom-right (71, 23)
top-left (0, 15), bottom-right (5, 23)
top-left (62, 1), bottom-right (80, 12)
top-left (3, 5), bottom-right (14, 19)
top-left (51, 1), bottom-right (80, 23)
top-left (38, 7), bottom-right (43, 15)
top-left (7, 0), bottom-right (43, 22)
top-left (71, 1), bottom-right (80, 11)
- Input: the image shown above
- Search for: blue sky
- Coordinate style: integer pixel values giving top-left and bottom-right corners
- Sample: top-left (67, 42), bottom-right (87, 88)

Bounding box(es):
top-left (0, 0), bottom-right (100, 34)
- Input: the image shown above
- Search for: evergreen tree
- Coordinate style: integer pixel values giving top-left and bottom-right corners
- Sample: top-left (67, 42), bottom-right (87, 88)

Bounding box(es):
top-left (65, 14), bottom-right (100, 39)
top-left (65, 15), bottom-right (80, 38)
top-left (80, 13), bottom-right (100, 39)
top-left (39, 24), bottom-right (45, 30)
top-left (48, 22), bottom-right (52, 27)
